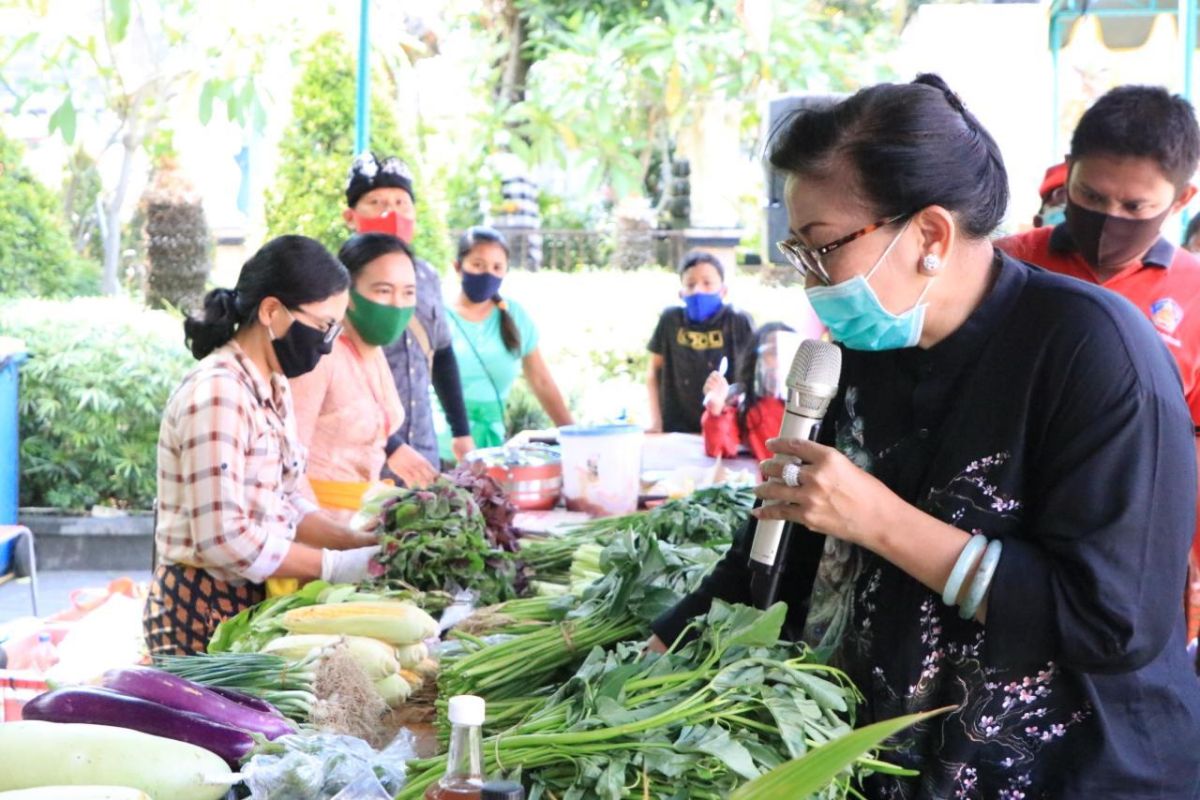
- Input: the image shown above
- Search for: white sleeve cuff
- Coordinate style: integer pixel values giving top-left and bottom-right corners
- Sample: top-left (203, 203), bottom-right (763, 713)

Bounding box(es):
top-left (290, 493), bottom-right (319, 524)
top-left (242, 533), bottom-right (292, 584)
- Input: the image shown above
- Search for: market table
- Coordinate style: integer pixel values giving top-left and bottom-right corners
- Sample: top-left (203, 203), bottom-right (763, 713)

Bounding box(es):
top-left (512, 431), bottom-right (759, 535)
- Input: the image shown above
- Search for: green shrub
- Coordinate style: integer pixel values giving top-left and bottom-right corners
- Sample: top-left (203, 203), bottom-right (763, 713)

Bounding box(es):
top-left (264, 31), bottom-right (452, 270)
top-left (0, 128), bottom-right (99, 297)
top-left (504, 378), bottom-right (552, 439)
top-left (2, 298), bottom-right (191, 510)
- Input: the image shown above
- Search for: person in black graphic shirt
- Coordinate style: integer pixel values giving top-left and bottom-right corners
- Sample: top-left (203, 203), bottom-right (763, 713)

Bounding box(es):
top-left (646, 250), bottom-right (754, 433)
top-left (650, 74), bottom-right (1200, 799)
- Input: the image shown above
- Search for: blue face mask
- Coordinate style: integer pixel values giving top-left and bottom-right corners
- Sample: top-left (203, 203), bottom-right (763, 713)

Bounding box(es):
top-left (683, 292), bottom-right (724, 323)
top-left (804, 222), bottom-right (934, 351)
top-left (462, 271), bottom-right (504, 303)
top-left (1041, 205), bottom-right (1066, 228)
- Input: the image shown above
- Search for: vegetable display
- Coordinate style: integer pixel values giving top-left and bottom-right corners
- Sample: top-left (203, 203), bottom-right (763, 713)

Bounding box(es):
top-left (519, 484), bottom-right (753, 586)
top-left (438, 532), bottom-right (725, 734)
top-left (99, 666), bottom-right (295, 740)
top-left (208, 580), bottom-right (444, 655)
top-left (21, 686), bottom-right (259, 769)
top-left (402, 602), bottom-right (890, 800)
top-left (365, 479), bottom-right (529, 605)
top-left (279, 601), bottom-right (438, 646)
top-left (154, 652), bottom-right (319, 722)
top-left (0, 721), bottom-right (236, 800)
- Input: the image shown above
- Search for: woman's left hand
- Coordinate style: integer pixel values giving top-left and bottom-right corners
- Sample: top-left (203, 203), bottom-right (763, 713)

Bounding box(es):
top-left (754, 437), bottom-right (903, 549)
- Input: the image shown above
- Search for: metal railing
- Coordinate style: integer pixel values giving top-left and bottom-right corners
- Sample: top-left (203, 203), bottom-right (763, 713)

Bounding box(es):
top-left (451, 228), bottom-right (693, 271)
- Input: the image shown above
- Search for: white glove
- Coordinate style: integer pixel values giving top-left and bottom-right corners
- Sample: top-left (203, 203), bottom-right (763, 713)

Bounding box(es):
top-left (320, 545), bottom-right (381, 584)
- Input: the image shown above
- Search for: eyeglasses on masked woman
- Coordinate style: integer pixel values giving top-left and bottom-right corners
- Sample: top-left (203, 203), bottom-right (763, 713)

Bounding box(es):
top-left (777, 213), bottom-right (910, 286)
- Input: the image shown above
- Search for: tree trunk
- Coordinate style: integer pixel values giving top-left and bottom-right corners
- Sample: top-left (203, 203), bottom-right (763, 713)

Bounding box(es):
top-left (497, 0), bottom-right (531, 108)
top-left (101, 125), bottom-right (139, 295)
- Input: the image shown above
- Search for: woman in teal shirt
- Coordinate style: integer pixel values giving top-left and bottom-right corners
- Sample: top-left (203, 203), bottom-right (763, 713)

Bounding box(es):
top-left (445, 226), bottom-right (573, 450)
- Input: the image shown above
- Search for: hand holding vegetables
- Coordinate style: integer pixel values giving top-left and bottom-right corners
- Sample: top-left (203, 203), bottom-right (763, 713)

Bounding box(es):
top-left (319, 545), bottom-right (382, 584)
top-left (386, 444), bottom-right (440, 488)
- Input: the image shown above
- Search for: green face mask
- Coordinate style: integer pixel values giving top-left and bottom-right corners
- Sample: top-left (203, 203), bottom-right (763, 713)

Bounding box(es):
top-left (346, 287), bottom-right (414, 346)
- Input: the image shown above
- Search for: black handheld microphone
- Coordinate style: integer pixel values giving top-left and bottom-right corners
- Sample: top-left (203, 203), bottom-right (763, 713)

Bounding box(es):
top-left (748, 339), bottom-right (842, 609)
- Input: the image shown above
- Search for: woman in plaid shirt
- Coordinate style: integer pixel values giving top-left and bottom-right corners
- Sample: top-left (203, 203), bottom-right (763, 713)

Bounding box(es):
top-left (145, 235), bottom-right (384, 656)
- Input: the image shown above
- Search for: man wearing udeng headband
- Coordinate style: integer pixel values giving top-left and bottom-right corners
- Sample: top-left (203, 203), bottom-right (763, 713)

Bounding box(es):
top-left (343, 153), bottom-right (475, 481)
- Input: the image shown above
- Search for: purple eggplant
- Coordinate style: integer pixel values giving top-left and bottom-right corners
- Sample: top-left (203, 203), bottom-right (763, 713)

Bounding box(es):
top-left (23, 686), bottom-right (258, 767)
top-left (205, 684), bottom-right (284, 717)
top-left (100, 666), bottom-right (295, 739)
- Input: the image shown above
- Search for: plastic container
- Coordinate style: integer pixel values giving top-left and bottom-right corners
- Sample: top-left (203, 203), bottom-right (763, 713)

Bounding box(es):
top-left (0, 338), bottom-right (29, 526)
top-left (29, 632), bottom-right (58, 673)
top-left (559, 424), bottom-right (643, 517)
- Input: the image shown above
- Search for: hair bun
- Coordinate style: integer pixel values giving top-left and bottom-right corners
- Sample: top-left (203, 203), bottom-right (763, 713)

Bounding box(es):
top-left (913, 73), bottom-right (967, 113)
top-left (211, 288), bottom-right (240, 318)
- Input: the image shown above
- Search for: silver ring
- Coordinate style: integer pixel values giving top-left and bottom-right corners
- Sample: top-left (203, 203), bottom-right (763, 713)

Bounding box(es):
top-left (781, 463), bottom-right (802, 487)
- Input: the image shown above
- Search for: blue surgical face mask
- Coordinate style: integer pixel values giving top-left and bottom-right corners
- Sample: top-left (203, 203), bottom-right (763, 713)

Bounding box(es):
top-left (804, 221), bottom-right (934, 351)
top-left (683, 292), bottom-right (723, 323)
top-left (462, 271), bottom-right (504, 303)
top-left (1040, 204), bottom-right (1066, 228)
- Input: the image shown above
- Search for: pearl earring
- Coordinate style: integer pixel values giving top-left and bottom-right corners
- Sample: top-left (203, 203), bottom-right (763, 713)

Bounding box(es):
top-left (921, 254), bottom-right (942, 272)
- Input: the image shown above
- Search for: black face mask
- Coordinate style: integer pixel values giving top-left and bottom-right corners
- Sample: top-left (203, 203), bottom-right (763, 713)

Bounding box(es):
top-left (271, 316), bottom-right (333, 378)
top-left (1065, 199), bottom-right (1171, 271)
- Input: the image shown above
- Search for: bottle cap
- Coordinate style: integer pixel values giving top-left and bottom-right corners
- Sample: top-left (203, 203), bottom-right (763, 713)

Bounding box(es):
top-left (447, 694), bottom-right (486, 727)
top-left (481, 780), bottom-right (525, 800)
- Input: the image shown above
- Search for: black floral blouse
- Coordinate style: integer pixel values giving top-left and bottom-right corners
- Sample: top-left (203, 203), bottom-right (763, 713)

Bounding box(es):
top-left (655, 254), bottom-right (1200, 799)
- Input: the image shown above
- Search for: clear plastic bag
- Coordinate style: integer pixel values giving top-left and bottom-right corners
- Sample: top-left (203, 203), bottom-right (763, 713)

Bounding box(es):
top-left (243, 729), bottom-right (418, 799)
top-left (437, 589), bottom-right (479, 633)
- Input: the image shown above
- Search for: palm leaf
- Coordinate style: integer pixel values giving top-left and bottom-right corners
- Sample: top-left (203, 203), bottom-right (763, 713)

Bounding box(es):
top-left (730, 706), bottom-right (952, 800)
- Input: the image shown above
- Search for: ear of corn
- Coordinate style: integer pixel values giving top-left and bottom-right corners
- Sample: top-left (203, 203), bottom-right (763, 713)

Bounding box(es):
top-left (374, 674), bottom-right (413, 708)
top-left (395, 642), bottom-right (429, 669)
top-left (279, 601), bottom-right (438, 646)
top-left (398, 668), bottom-right (425, 692)
top-left (259, 634), bottom-right (341, 661)
top-left (261, 634), bottom-right (401, 680)
top-left (412, 657), bottom-right (440, 679)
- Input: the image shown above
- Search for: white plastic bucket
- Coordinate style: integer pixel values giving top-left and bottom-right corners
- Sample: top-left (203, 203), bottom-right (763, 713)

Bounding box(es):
top-left (559, 424), bottom-right (644, 517)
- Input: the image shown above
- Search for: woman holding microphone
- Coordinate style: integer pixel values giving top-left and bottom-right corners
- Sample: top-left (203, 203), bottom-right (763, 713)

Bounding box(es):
top-left (650, 76), bottom-right (1200, 797)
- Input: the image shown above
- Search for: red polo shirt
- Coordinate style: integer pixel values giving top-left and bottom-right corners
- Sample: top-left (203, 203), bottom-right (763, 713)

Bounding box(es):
top-left (997, 224), bottom-right (1200, 425)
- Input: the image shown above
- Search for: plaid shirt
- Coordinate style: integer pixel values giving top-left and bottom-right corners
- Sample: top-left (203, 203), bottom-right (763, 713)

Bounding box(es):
top-left (156, 341), bottom-right (316, 584)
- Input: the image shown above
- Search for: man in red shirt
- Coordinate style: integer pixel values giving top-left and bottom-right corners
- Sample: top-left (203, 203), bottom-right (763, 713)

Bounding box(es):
top-left (997, 85), bottom-right (1200, 653)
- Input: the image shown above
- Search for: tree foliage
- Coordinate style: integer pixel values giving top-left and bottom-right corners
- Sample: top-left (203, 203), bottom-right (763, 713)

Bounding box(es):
top-left (0, 127), bottom-right (99, 297)
top-left (476, 0), bottom-right (894, 199)
top-left (264, 31), bottom-right (451, 269)
top-left (4, 0), bottom-right (270, 295)
top-left (4, 297), bottom-right (191, 510)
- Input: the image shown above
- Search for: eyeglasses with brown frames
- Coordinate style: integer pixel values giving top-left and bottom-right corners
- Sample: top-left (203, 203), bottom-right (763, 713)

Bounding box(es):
top-left (776, 213), bottom-right (910, 286)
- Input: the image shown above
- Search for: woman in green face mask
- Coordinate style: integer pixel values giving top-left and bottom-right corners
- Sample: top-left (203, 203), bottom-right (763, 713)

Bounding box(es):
top-left (291, 233), bottom-right (436, 531)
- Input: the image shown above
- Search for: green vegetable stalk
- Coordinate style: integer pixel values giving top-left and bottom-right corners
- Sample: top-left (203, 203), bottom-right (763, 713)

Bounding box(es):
top-left (403, 602), bottom-right (893, 800)
top-left (519, 485), bottom-right (753, 585)
top-left (438, 533), bottom-right (723, 729)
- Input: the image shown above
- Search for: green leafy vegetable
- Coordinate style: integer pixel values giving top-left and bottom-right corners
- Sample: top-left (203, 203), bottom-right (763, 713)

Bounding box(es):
top-left (368, 479), bottom-right (528, 605)
top-left (403, 601), bottom-right (892, 800)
